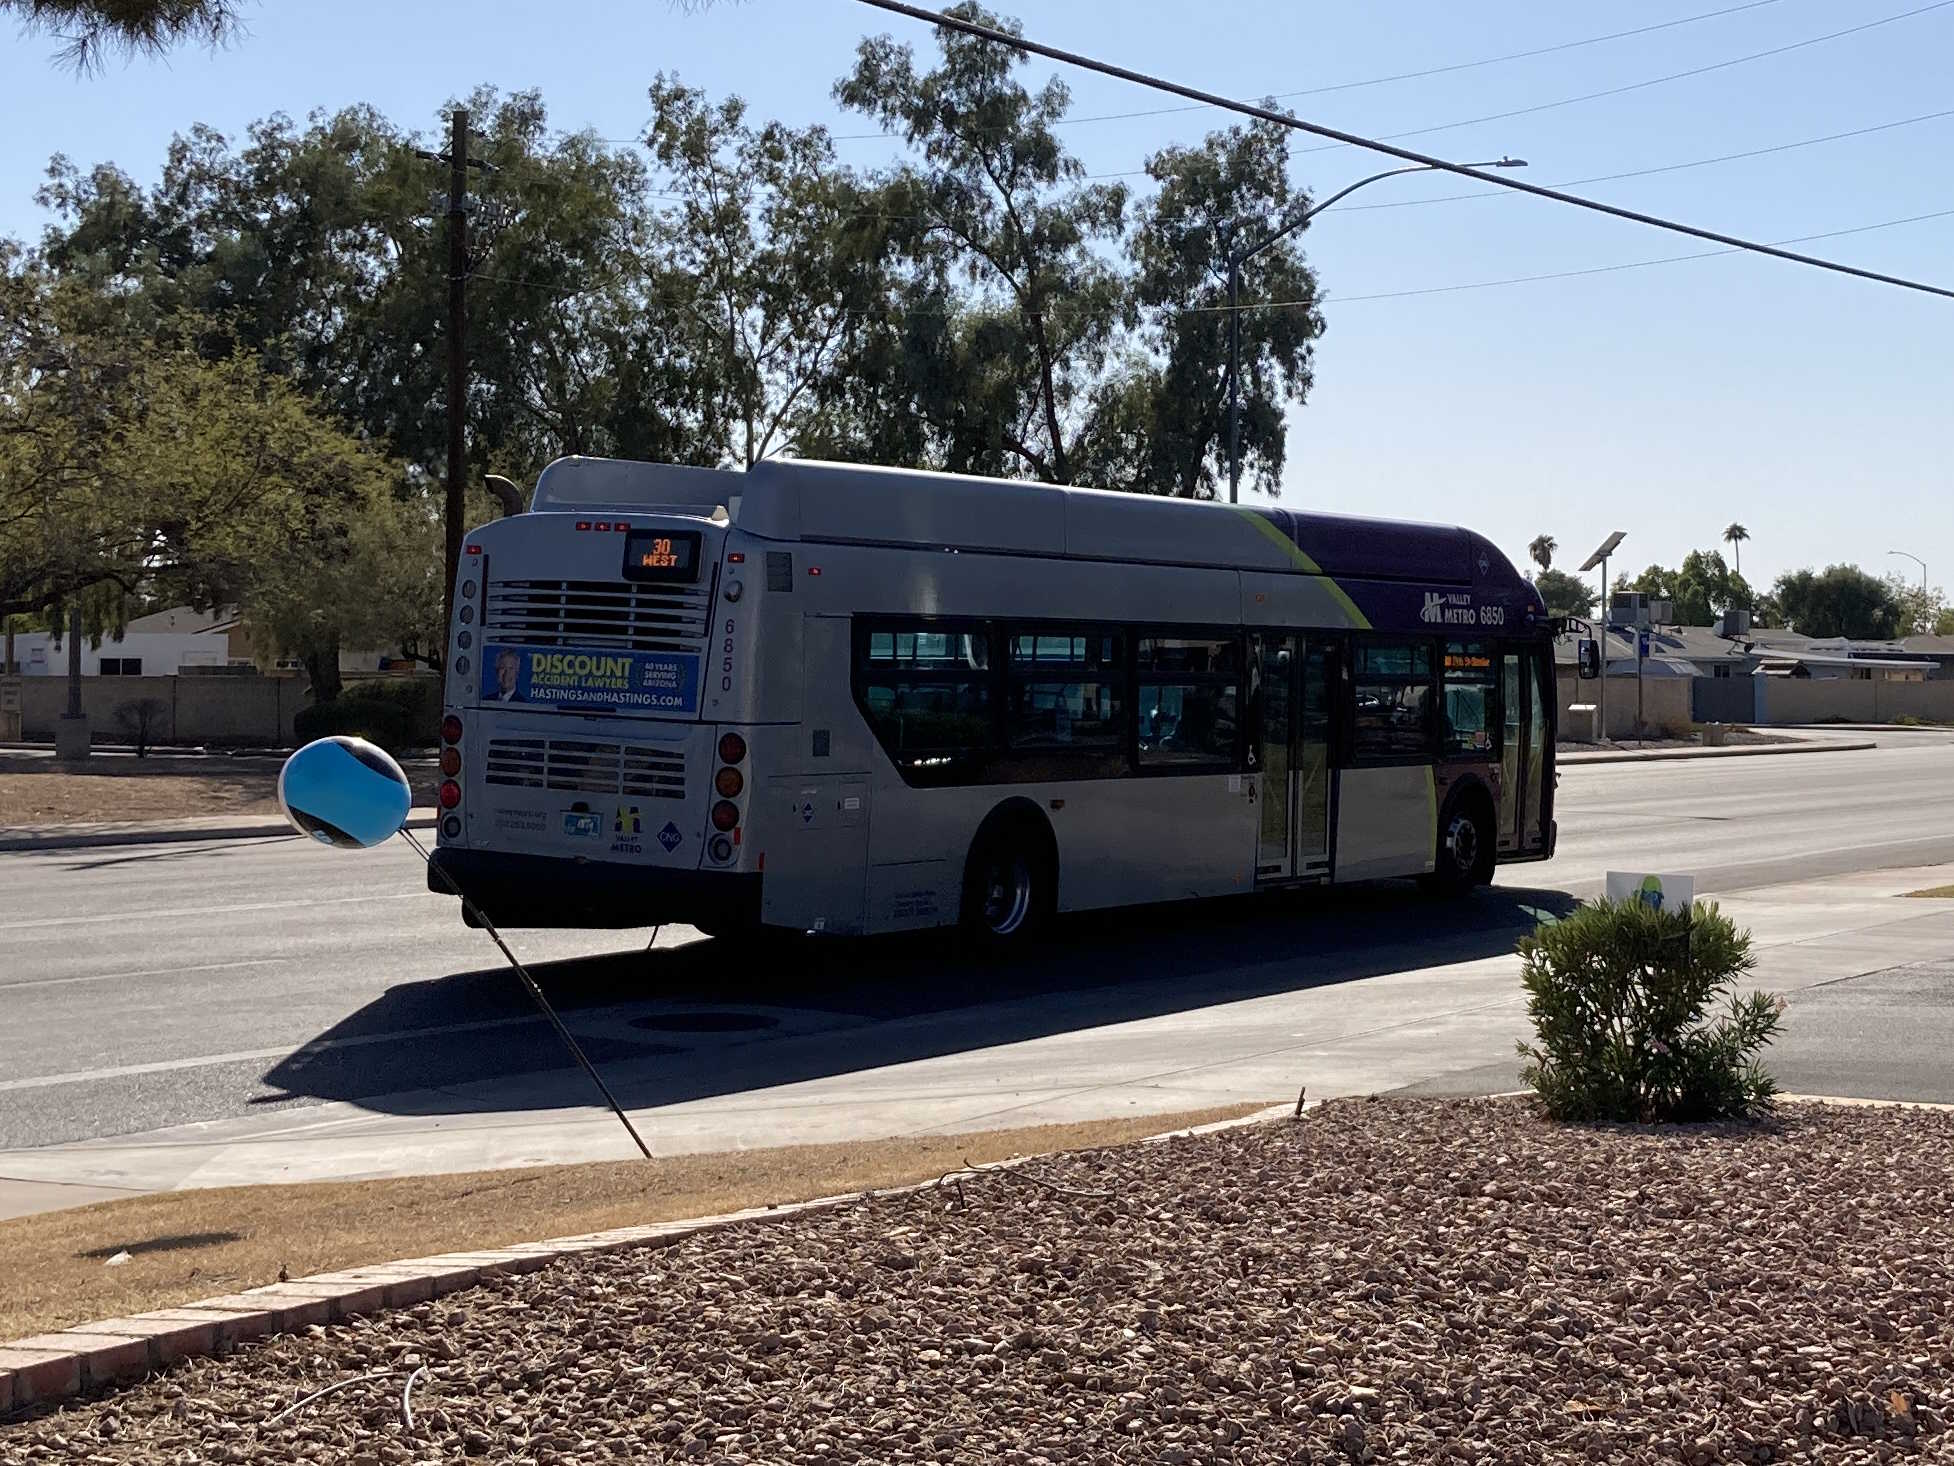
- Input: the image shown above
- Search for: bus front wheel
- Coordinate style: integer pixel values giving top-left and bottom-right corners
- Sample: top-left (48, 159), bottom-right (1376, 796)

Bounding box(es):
top-left (960, 817), bottom-right (1055, 950)
top-left (1425, 793), bottom-right (1495, 896)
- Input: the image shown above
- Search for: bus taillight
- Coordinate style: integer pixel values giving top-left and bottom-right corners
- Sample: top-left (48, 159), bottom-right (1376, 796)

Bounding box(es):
top-left (439, 780), bottom-right (462, 810)
top-left (710, 800), bottom-right (739, 832)
top-left (717, 732), bottom-right (747, 764)
top-left (441, 714), bottom-right (463, 744)
top-left (439, 747), bottom-right (461, 777)
top-left (714, 766), bottom-right (744, 799)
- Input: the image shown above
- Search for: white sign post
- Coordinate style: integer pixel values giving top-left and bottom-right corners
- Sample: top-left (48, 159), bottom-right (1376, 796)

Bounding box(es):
top-left (1604, 871), bottom-right (1695, 913)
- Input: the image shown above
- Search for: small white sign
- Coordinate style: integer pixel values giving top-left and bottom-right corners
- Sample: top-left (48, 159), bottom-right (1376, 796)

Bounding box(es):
top-left (1604, 870), bottom-right (1695, 913)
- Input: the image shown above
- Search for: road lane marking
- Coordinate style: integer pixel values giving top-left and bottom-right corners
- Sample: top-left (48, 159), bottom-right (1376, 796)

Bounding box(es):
top-left (0, 891), bottom-right (424, 933)
top-left (0, 1014), bottom-right (555, 1093)
top-left (0, 959), bottom-right (281, 992)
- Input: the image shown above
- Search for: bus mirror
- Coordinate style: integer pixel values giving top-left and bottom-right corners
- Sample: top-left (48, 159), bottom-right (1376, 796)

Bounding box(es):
top-left (1577, 638), bottom-right (1601, 680)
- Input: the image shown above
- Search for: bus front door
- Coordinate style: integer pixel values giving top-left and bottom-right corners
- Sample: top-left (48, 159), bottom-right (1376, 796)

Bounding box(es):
top-left (1498, 646), bottom-right (1550, 853)
top-left (1253, 633), bottom-right (1332, 884)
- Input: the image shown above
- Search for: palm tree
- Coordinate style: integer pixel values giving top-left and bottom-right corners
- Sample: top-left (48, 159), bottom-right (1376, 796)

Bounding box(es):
top-left (1723, 523), bottom-right (1749, 577)
top-left (1528, 535), bottom-right (1556, 579)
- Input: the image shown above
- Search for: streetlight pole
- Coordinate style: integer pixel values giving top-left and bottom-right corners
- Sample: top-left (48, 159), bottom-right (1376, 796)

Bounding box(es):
top-left (1890, 549), bottom-right (1927, 599)
top-left (1224, 157), bottom-right (1526, 503)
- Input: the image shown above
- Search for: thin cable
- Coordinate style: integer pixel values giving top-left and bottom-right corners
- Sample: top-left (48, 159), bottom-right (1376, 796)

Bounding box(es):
top-left (1332, 108), bottom-right (1954, 213)
top-left (853, 0), bottom-right (1954, 302)
top-left (1219, 207), bottom-right (1954, 311)
top-left (402, 828), bottom-right (652, 1159)
top-left (452, 203), bottom-right (1954, 311)
top-left (1290, 0), bottom-right (1954, 158)
top-left (832, 0), bottom-right (1795, 139)
top-left (1080, 0), bottom-right (1954, 179)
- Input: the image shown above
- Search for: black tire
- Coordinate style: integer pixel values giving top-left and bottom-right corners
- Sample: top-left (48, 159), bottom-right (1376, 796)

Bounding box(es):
top-left (960, 817), bottom-right (1055, 950)
top-left (1426, 793), bottom-right (1495, 896)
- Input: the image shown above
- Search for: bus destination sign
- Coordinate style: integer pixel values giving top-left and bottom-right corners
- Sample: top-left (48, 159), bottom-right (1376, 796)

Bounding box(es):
top-left (481, 644), bottom-right (700, 713)
top-left (622, 528), bottom-right (702, 583)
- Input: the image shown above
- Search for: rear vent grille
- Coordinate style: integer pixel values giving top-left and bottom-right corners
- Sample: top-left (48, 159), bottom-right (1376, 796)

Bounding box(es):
top-left (484, 738), bottom-right (686, 800)
top-left (485, 579), bottom-right (710, 654)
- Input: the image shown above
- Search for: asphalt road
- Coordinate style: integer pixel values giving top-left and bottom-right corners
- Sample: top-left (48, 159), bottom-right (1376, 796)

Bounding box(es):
top-left (3, 730), bottom-right (1952, 1153)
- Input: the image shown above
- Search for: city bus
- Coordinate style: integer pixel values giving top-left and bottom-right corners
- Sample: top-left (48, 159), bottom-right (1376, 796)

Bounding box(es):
top-left (430, 455), bottom-right (1555, 945)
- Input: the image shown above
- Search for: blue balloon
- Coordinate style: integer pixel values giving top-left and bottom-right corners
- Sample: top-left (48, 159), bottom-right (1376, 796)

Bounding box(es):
top-left (277, 736), bottom-right (413, 849)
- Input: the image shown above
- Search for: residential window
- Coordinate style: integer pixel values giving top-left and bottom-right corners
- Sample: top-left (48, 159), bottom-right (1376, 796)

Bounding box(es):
top-left (1441, 642), bottom-right (1495, 758)
top-left (1353, 640), bottom-right (1435, 760)
top-left (1137, 635), bottom-right (1239, 768)
top-left (98, 658), bottom-right (143, 676)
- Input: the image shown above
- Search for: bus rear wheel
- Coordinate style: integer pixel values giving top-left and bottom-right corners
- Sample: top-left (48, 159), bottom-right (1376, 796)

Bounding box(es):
top-left (960, 819), bottom-right (1054, 950)
top-left (1425, 794), bottom-right (1495, 896)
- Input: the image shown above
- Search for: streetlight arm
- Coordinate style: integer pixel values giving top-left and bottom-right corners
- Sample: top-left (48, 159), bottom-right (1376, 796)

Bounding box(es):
top-left (1236, 166), bottom-right (1431, 264)
top-left (1232, 158), bottom-right (1525, 265)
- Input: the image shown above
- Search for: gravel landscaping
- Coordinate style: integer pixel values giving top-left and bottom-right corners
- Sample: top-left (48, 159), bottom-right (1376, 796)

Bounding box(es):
top-left (6, 1097), bottom-right (1952, 1463)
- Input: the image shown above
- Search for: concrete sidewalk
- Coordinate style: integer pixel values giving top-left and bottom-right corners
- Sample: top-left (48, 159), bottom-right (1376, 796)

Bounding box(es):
top-left (0, 808), bottom-right (439, 852)
top-left (4, 862), bottom-right (1949, 1221)
top-left (1559, 735), bottom-right (1876, 765)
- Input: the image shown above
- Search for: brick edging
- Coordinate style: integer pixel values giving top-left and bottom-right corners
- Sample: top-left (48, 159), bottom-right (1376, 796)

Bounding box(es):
top-left (0, 1104), bottom-right (1298, 1417)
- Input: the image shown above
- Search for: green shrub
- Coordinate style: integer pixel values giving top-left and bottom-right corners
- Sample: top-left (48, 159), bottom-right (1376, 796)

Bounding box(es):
top-left (293, 680), bottom-right (437, 754)
top-left (1517, 898), bottom-right (1783, 1123)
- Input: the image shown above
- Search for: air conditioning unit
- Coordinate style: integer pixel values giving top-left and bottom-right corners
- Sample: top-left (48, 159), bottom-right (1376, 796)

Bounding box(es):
top-left (1610, 592), bottom-right (1651, 627)
top-left (1648, 599), bottom-right (1675, 626)
top-left (1716, 608), bottom-right (1752, 639)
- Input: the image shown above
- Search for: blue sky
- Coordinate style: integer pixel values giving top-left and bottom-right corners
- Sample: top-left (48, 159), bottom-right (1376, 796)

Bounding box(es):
top-left (4, 0), bottom-right (1949, 597)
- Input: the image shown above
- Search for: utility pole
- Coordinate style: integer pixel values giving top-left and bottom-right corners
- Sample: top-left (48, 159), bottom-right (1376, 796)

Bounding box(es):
top-left (1226, 243), bottom-right (1241, 504)
top-left (415, 112), bottom-right (494, 706)
top-left (443, 108), bottom-right (468, 707)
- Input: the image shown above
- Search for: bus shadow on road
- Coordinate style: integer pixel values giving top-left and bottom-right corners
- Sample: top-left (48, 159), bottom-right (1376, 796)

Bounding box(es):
top-left (257, 882), bottom-right (1577, 1118)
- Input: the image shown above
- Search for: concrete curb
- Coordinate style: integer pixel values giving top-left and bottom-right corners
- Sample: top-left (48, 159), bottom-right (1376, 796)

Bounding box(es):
top-left (0, 1103), bottom-right (1301, 1416)
top-left (1560, 738), bottom-right (1876, 766)
top-left (0, 812), bottom-right (439, 854)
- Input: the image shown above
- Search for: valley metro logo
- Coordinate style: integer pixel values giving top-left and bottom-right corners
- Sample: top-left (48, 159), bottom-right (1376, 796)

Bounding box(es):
top-left (1420, 592), bottom-right (1446, 625)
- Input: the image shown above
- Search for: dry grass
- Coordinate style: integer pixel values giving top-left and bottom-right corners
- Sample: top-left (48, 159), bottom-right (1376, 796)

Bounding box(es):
top-left (0, 1104), bottom-right (1266, 1340)
top-left (0, 755), bottom-right (438, 827)
top-left (1904, 884), bottom-right (1954, 899)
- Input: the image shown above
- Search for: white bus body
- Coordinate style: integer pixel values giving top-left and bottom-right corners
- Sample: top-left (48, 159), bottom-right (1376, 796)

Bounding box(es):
top-left (430, 456), bottom-right (1554, 940)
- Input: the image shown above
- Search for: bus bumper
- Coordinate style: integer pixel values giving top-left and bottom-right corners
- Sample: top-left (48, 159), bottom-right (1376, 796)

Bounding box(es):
top-left (428, 847), bottom-right (761, 931)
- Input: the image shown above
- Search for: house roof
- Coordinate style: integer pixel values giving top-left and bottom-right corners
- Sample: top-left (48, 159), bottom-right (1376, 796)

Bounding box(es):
top-left (1555, 624), bottom-right (1760, 666)
top-left (123, 604), bottom-right (233, 635)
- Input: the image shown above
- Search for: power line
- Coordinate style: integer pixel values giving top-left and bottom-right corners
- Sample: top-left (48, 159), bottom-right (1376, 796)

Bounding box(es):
top-left (457, 203), bottom-right (1953, 313)
top-left (606, 109), bottom-right (1954, 235)
top-left (832, 0), bottom-right (1797, 141)
top-left (1233, 208), bottom-right (1954, 309)
top-left (1080, 0), bottom-right (1954, 179)
top-left (1330, 108), bottom-right (1954, 213)
top-left (1291, 0), bottom-right (1954, 158)
top-left (853, 0), bottom-right (1954, 303)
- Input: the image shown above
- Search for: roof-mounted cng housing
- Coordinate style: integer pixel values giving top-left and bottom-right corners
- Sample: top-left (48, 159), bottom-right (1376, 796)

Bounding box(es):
top-left (528, 455), bottom-right (1524, 591)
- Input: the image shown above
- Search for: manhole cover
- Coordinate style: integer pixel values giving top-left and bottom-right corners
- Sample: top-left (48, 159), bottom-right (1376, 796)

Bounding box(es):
top-left (629, 1011), bottom-right (778, 1034)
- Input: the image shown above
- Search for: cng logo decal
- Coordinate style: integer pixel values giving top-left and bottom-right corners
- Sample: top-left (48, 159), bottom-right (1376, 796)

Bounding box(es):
top-left (657, 821), bottom-right (683, 853)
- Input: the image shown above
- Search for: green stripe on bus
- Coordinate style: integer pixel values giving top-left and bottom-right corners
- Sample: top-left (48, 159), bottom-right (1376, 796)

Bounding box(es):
top-left (1231, 509), bottom-right (1373, 631)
